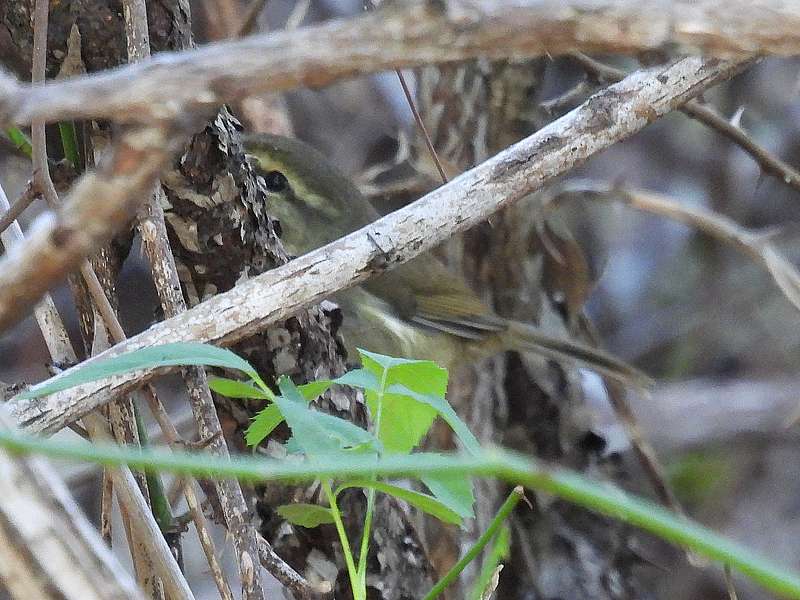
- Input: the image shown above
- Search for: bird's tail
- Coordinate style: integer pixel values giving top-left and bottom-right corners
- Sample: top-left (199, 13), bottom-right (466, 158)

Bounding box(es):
top-left (503, 320), bottom-right (653, 389)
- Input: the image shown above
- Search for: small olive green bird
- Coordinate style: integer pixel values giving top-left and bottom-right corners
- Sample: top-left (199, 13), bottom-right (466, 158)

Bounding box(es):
top-left (244, 133), bottom-right (650, 386)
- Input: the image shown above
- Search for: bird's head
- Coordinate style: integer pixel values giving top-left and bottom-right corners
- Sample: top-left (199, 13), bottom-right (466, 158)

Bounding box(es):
top-left (243, 133), bottom-right (378, 256)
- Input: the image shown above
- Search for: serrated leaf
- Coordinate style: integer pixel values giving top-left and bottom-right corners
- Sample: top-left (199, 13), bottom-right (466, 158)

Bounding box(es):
top-left (245, 404), bottom-right (284, 447)
top-left (423, 472), bottom-right (475, 520)
top-left (337, 479), bottom-right (462, 525)
top-left (357, 348), bottom-right (421, 370)
top-left (276, 503), bottom-right (335, 528)
top-left (21, 342), bottom-right (257, 399)
top-left (209, 377), bottom-right (271, 400)
top-left (274, 377), bottom-right (379, 457)
top-left (297, 380), bottom-right (334, 401)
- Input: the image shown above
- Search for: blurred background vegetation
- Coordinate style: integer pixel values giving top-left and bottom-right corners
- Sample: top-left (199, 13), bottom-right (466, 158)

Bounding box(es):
top-left (3, 1), bottom-right (800, 598)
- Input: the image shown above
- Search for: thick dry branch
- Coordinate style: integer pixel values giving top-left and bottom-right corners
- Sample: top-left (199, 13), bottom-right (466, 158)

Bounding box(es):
top-left (0, 410), bottom-right (144, 600)
top-left (0, 0), bottom-right (782, 127)
top-left (7, 56), bottom-right (748, 434)
top-left (0, 127), bottom-right (182, 332)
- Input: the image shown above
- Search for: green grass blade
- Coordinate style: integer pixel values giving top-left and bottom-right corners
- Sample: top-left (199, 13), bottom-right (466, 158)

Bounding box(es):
top-left (20, 342), bottom-right (258, 399)
top-left (1, 432), bottom-right (799, 599)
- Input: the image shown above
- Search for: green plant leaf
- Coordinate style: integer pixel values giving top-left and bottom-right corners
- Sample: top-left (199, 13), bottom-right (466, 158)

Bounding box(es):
top-left (274, 377), bottom-right (379, 456)
top-left (209, 377), bottom-right (271, 400)
top-left (359, 350), bottom-right (448, 455)
top-left (297, 369), bottom-right (381, 402)
top-left (334, 368), bottom-right (381, 391)
top-left (387, 383), bottom-right (480, 455)
top-left (245, 404), bottom-right (284, 447)
top-left (297, 380), bottom-right (334, 401)
top-left (423, 472), bottom-right (475, 520)
top-left (357, 349), bottom-right (425, 370)
top-left (276, 503), bottom-right (336, 528)
top-left (21, 342), bottom-right (258, 399)
top-left (337, 480), bottom-right (462, 525)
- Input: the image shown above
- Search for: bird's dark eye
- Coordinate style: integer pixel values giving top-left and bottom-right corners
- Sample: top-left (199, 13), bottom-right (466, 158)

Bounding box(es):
top-left (264, 170), bottom-right (289, 192)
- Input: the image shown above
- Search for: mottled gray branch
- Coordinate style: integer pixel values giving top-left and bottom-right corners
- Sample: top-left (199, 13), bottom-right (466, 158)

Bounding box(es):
top-left (7, 56), bottom-right (749, 435)
top-left (0, 0), bottom-right (788, 127)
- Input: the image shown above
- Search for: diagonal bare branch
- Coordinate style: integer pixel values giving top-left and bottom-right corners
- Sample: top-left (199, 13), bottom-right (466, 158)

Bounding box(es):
top-left (6, 56), bottom-right (749, 435)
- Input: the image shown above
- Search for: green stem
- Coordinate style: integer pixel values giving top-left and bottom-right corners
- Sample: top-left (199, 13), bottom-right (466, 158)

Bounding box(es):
top-left (5, 127), bottom-right (33, 159)
top-left (2, 432), bottom-right (800, 600)
top-left (252, 373), bottom-right (276, 401)
top-left (133, 407), bottom-right (174, 533)
top-left (57, 122), bottom-right (80, 169)
top-left (356, 487), bottom-right (375, 590)
top-left (322, 480), bottom-right (361, 599)
top-left (356, 367), bottom-right (389, 583)
top-left (423, 487), bottom-right (524, 600)
top-left (469, 524), bottom-right (510, 600)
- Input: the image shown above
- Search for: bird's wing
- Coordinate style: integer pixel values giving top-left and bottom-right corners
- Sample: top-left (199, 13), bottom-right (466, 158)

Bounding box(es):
top-left (365, 255), bottom-right (651, 387)
top-left (364, 255), bottom-right (507, 340)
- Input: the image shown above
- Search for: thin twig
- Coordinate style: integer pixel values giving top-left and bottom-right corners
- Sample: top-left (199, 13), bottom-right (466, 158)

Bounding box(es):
top-left (141, 385), bottom-right (234, 600)
top-left (396, 69), bottom-right (448, 183)
top-left (571, 52), bottom-right (800, 196)
top-left (725, 564), bottom-right (740, 600)
top-left (256, 534), bottom-right (334, 599)
top-left (563, 183), bottom-right (800, 316)
top-left (604, 381), bottom-right (681, 511)
top-left (0, 182), bottom-right (38, 237)
top-left (0, 182), bottom-right (75, 366)
top-left (540, 78), bottom-right (593, 115)
top-left (237, 0), bottom-right (270, 37)
top-left (83, 413), bottom-right (194, 600)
